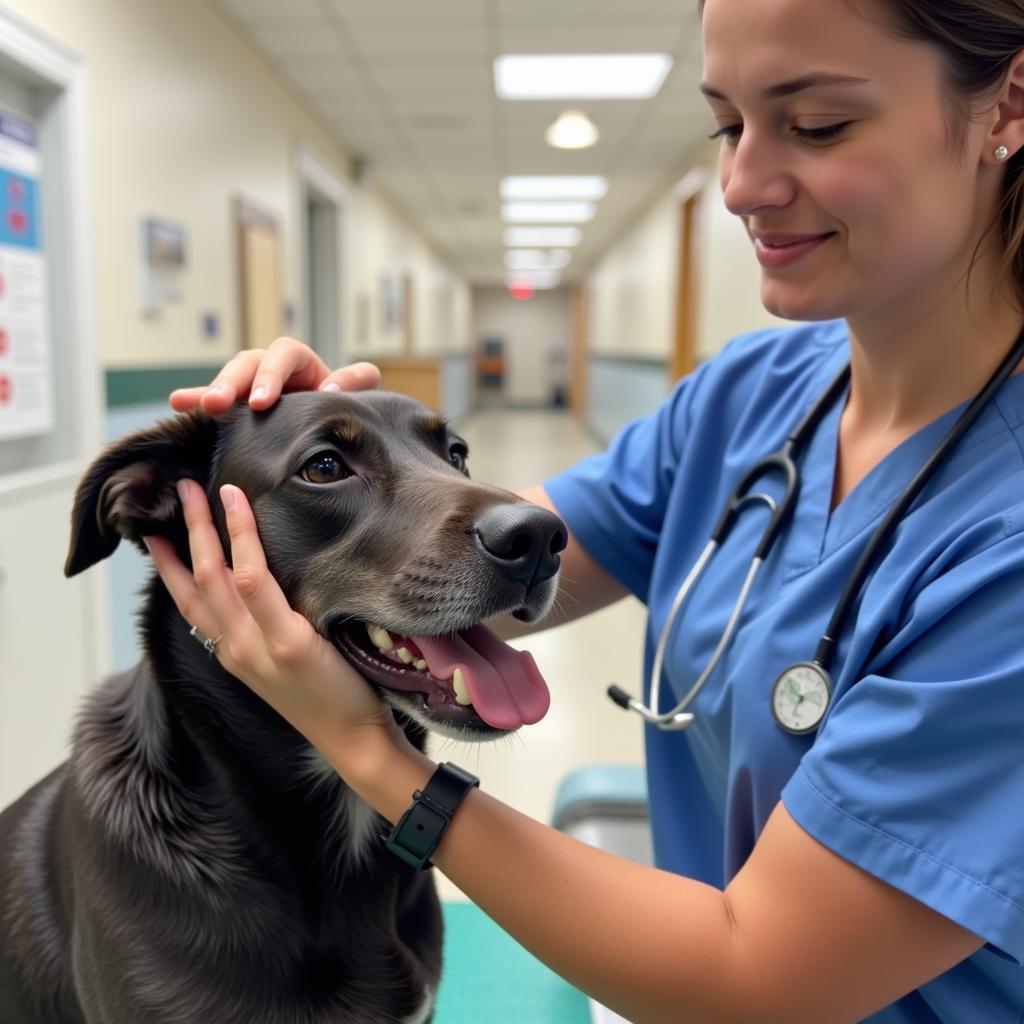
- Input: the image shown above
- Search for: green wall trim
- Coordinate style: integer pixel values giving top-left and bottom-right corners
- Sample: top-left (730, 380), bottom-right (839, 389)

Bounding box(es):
top-left (589, 352), bottom-right (668, 368)
top-left (105, 365), bottom-right (224, 408)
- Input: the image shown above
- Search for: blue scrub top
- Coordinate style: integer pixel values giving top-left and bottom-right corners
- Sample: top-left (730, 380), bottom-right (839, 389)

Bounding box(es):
top-left (545, 320), bottom-right (1024, 1022)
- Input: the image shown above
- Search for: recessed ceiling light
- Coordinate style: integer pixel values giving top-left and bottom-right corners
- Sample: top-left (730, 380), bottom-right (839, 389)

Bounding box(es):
top-left (545, 111), bottom-right (600, 150)
top-left (505, 270), bottom-right (562, 290)
top-left (501, 176), bottom-right (607, 200)
top-left (504, 227), bottom-right (582, 247)
top-left (504, 249), bottom-right (572, 271)
top-left (502, 202), bottom-right (595, 223)
top-left (494, 54), bottom-right (672, 100)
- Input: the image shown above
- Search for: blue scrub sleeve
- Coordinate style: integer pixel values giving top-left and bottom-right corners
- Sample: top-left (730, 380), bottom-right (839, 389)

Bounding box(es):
top-left (783, 521), bottom-right (1024, 963)
top-left (543, 370), bottom-right (707, 603)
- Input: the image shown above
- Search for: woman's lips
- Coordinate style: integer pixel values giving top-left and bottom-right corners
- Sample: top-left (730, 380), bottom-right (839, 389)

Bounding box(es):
top-left (754, 233), bottom-right (835, 268)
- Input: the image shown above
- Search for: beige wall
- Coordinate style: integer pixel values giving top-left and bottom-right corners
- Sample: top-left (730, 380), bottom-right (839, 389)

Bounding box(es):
top-left (692, 143), bottom-right (790, 360)
top-left (586, 190), bottom-right (679, 359)
top-left (472, 286), bottom-right (571, 405)
top-left (5, 0), bottom-right (469, 369)
top-left (583, 142), bottom-right (789, 365)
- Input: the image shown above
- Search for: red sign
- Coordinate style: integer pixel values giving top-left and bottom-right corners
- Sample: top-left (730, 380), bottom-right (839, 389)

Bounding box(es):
top-left (0, 375), bottom-right (11, 405)
top-left (508, 279), bottom-right (534, 301)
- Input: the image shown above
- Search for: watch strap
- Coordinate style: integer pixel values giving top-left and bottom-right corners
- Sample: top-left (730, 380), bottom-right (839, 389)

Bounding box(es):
top-left (384, 762), bottom-right (480, 870)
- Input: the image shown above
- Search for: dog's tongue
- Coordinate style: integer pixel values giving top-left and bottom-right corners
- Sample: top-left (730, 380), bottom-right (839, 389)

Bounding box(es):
top-left (410, 624), bottom-right (550, 730)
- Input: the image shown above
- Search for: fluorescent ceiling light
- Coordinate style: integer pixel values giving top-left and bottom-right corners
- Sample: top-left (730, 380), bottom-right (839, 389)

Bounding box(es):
top-left (502, 201), bottom-right (595, 223)
top-left (495, 54), bottom-right (672, 100)
top-left (546, 110), bottom-right (600, 150)
top-left (501, 176), bottom-right (607, 200)
top-left (504, 226), bottom-right (582, 247)
top-left (505, 270), bottom-right (562, 290)
top-left (505, 249), bottom-right (572, 271)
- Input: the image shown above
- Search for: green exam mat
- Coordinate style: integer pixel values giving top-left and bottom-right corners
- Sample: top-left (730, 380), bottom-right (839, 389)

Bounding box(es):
top-left (434, 901), bottom-right (591, 1023)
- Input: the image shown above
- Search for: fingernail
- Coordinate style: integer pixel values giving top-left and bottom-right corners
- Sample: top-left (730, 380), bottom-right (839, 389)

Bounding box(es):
top-left (208, 384), bottom-right (226, 395)
top-left (176, 479), bottom-right (191, 502)
top-left (141, 536), bottom-right (153, 552)
top-left (320, 381), bottom-right (341, 393)
top-left (251, 386), bottom-right (268, 403)
top-left (220, 485), bottom-right (237, 511)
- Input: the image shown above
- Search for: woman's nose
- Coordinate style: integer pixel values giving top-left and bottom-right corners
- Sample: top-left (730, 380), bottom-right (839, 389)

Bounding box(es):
top-left (720, 133), bottom-right (797, 218)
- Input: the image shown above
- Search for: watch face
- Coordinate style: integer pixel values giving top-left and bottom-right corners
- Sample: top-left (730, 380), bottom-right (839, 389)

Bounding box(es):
top-left (771, 662), bottom-right (831, 735)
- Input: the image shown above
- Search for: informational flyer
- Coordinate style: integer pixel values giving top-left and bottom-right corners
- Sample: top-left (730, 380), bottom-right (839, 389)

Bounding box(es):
top-left (0, 110), bottom-right (52, 441)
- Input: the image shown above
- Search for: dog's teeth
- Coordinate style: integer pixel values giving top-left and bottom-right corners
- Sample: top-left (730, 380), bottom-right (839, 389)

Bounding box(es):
top-left (452, 668), bottom-right (473, 706)
top-left (396, 646), bottom-right (414, 664)
top-left (414, 659), bottom-right (428, 671)
top-left (367, 626), bottom-right (394, 652)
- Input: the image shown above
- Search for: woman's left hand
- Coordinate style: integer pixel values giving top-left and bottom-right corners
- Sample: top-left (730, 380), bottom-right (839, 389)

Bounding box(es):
top-left (144, 478), bottom-right (407, 764)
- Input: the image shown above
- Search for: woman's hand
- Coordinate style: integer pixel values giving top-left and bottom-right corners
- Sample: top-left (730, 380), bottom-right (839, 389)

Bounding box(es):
top-left (169, 336), bottom-right (381, 414)
top-left (144, 478), bottom-right (407, 768)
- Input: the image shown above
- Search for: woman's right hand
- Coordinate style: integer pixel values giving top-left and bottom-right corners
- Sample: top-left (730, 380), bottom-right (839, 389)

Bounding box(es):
top-left (169, 336), bottom-right (381, 414)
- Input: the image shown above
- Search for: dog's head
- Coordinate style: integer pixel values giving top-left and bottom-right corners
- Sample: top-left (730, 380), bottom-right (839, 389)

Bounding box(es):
top-left (65, 390), bottom-right (566, 739)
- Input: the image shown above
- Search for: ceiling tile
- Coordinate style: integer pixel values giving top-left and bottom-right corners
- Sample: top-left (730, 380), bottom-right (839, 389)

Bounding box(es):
top-left (247, 23), bottom-right (347, 60)
top-left (219, 0), bottom-right (325, 18)
top-left (496, 23), bottom-right (687, 54)
top-left (346, 24), bottom-right (488, 59)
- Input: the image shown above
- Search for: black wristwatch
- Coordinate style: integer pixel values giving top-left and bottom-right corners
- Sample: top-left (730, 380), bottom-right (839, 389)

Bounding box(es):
top-left (384, 762), bottom-right (480, 870)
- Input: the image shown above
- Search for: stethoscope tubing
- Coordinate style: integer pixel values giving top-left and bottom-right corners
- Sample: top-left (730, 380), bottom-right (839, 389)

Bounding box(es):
top-left (610, 326), bottom-right (1024, 733)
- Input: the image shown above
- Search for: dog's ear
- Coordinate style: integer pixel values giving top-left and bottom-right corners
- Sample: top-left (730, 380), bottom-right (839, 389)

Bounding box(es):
top-left (64, 411), bottom-right (220, 577)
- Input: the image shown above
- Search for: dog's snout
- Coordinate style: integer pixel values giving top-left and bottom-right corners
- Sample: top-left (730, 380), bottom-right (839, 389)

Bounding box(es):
top-left (474, 504), bottom-right (567, 588)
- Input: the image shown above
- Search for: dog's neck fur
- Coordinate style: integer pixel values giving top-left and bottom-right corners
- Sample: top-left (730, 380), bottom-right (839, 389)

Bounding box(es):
top-left (102, 575), bottom-right (427, 882)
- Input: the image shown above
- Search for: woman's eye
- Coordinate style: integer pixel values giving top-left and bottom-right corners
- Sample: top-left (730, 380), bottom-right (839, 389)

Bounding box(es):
top-left (708, 124), bottom-right (742, 142)
top-left (301, 453), bottom-right (349, 484)
top-left (449, 445), bottom-right (469, 473)
top-left (793, 122), bottom-right (851, 142)
top-left (707, 121), bottom-right (851, 144)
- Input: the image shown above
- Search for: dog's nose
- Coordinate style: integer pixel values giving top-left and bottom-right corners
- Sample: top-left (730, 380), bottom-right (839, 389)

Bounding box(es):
top-left (475, 504), bottom-right (567, 588)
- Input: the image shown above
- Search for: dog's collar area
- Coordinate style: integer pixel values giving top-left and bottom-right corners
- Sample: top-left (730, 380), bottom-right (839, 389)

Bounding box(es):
top-left (333, 619), bottom-right (550, 732)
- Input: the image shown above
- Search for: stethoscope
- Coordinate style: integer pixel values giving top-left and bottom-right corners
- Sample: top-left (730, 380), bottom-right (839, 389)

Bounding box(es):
top-left (609, 326), bottom-right (1024, 735)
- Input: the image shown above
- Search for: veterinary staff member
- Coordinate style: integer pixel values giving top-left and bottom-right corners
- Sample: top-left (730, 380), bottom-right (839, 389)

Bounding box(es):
top-left (153, 0), bottom-right (1024, 1019)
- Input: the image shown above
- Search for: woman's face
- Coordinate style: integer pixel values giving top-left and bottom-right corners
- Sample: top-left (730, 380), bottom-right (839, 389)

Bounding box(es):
top-left (701, 0), bottom-right (1002, 327)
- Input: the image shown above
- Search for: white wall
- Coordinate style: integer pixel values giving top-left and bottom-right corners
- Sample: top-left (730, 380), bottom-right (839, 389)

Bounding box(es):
top-left (587, 190), bottom-right (679, 358)
top-left (583, 142), bottom-right (789, 367)
top-left (692, 144), bottom-right (790, 360)
top-left (472, 287), bottom-right (571, 405)
top-left (2, 0), bottom-right (470, 368)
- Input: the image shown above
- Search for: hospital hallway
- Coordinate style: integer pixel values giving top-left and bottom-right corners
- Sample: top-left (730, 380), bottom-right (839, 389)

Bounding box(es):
top-left (423, 405), bottom-right (649, 903)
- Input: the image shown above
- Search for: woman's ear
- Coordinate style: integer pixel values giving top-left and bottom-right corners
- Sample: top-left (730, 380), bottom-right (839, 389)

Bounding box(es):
top-left (64, 411), bottom-right (219, 577)
top-left (987, 48), bottom-right (1024, 162)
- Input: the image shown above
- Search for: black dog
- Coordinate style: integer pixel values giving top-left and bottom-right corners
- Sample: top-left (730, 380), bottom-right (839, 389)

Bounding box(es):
top-left (0, 390), bottom-right (566, 1023)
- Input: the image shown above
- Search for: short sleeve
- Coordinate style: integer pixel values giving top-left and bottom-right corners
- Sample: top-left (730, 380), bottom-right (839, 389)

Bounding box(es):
top-left (543, 365), bottom-right (708, 603)
top-left (783, 521), bottom-right (1024, 963)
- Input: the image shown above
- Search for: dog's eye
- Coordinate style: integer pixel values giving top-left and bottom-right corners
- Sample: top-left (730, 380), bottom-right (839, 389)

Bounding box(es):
top-left (449, 444), bottom-right (469, 473)
top-left (301, 452), bottom-right (350, 484)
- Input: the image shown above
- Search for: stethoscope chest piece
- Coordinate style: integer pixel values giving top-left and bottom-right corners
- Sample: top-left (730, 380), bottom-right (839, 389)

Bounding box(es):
top-left (770, 661), bottom-right (832, 735)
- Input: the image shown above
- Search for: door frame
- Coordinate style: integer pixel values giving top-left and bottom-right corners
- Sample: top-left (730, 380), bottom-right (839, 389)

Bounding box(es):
top-left (669, 165), bottom-right (709, 385)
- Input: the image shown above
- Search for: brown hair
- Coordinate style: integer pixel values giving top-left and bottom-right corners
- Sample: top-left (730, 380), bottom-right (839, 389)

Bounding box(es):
top-left (698, 0), bottom-right (1024, 304)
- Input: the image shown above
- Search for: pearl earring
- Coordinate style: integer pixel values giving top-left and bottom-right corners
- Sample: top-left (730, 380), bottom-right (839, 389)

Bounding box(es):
top-left (995, 145), bottom-right (1010, 162)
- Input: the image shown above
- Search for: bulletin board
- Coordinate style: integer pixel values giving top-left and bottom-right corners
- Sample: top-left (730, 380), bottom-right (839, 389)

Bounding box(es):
top-left (0, 109), bottom-right (52, 441)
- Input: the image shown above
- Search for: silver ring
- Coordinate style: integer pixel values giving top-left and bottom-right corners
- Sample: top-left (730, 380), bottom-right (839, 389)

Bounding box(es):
top-left (189, 624), bottom-right (222, 657)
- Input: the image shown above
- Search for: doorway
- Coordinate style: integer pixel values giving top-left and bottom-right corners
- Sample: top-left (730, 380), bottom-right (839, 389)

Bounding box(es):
top-left (298, 149), bottom-right (347, 363)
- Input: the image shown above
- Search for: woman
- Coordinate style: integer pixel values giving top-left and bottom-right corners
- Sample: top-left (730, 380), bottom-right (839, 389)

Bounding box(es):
top-left (150, 0), bottom-right (1024, 1019)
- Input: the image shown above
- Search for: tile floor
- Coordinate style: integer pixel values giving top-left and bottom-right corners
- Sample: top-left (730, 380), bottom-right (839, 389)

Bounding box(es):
top-left (427, 407), bottom-right (649, 902)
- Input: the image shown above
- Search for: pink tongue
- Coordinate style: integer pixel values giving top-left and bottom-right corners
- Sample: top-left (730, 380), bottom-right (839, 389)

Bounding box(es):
top-left (409, 624), bottom-right (550, 730)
